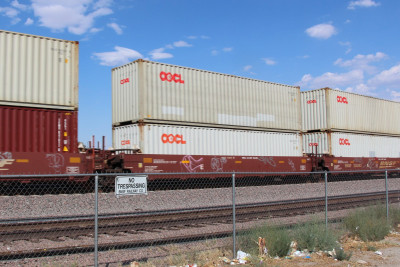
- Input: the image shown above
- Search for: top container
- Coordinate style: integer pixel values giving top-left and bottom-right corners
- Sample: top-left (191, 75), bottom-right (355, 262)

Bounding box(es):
top-left (301, 88), bottom-right (400, 135)
top-left (0, 30), bottom-right (79, 110)
top-left (112, 59), bottom-right (301, 132)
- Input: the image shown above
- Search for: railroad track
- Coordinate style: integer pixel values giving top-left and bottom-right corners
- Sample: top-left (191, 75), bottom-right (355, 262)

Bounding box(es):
top-left (1, 190), bottom-right (399, 261)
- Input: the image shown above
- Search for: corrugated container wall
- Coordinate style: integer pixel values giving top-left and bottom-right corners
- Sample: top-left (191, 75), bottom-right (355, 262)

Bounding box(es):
top-left (301, 88), bottom-right (400, 135)
top-left (303, 132), bottom-right (400, 158)
top-left (113, 123), bottom-right (302, 156)
top-left (112, 60), bottom-right (301, 132)
top-left (0, 106), bottom-right (78, 153)
top-left (0, 30), bottom-right (79, 110)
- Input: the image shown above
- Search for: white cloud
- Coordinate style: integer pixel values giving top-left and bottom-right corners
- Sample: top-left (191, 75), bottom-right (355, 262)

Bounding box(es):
top-left (0, 7), bottom-right (19, 18)
top-left (173, 40), bottom-right (192, 47)
top-left (186, 35), bottom-right (209, 40)
top-left (297, 51), bottom-right (399, 98)
top-left (25, 17), bottom-right (34, 25)
top-left (93, 46), bottom-right (143, 66)
top-left (107, 22), bottom-right (122, 34)
top-left (211, 47), bottom-right (233, 56)
top-left (0, 6), bottom-right (21, 24)
top-left (149, 48), bottom-right (173, 60)
top-left (305, 23), bottom-right (337, 39)
top-left (262, 58), bottom-right (277, 65)
top-left (299, 55), bottom-right (310, 59)
top-left (298, 70), bottom-right (364, 89)
top-left (368, 64), bottom-right (400, 89)
top-left (11, 0), bottom-right (28, 10)
top-left (243, 65), bottom-right (252, 71)
top-left (345, 83), bottom-right (375, 95)
top-left (31, 0), bottom-right (113, 35)
top-left (334, 52), bottom-right (387, 74)
top-left (348, 0), bottom-right (380, 10)
top-left (90, 27), bottom-right (102, 33)
top-left (390, 90), bottom-right (400, 102)
top-left (93, 0), bottom-right (113, 9)
top-left (339, 41), bottom-right (352, 54)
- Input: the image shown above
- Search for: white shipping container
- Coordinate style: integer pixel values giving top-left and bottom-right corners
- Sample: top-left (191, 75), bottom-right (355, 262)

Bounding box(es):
top-left (0, 30), bottom-right (79, 109)
top-left (113, 123), bottom-right (302, 156)
top-left (301, 88), bottom-right (400, 135)
top-left (303, 132), bottom-right (400, 157)
top-left (112, 60), bottom-right (301, 131)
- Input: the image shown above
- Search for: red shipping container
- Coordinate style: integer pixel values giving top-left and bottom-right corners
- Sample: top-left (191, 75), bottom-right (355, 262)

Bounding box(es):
top-left (0, 105), bottom-right (78, 154)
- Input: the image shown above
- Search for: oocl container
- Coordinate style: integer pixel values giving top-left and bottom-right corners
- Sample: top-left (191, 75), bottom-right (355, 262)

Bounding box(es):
top-left (113, 123), bottom-right (302, 156)
top-left (0, 105), bottom-right (78, 153)
top-left (0, 30), bottom-right (79, 110)
top-left (301, 88), bottom-right (400, 135)
top-left (303, 131), bottom-right (400, 158)
top-left (112, 60), bottom-right (300, 132)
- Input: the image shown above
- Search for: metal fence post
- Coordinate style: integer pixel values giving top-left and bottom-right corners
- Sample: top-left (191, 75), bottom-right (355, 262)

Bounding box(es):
top-left (232, 173), bottom-right (236, 259)
top-left (385, 170), bottom-right (389, 223)
top-left (325, 171), bottom-right (328, 229)
top-left (94, 175), bottom-right (99, 267)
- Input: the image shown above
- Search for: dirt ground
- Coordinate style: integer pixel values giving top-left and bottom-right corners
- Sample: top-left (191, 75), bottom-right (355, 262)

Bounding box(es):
top-left (239, 232), bottom-right (400, 267)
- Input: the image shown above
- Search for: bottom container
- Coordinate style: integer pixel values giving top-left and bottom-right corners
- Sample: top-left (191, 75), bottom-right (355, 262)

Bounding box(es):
top-left (302, 132), bottom-right (400, 157)
top-left (113, 123), bottom-right (302, 156)
top-left (0, 105), bottom-right (78, 153)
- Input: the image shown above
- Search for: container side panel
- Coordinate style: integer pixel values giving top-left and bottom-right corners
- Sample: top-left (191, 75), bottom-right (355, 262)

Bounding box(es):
top-left (113, 123), bottom-right (302, 156)
top-left (302, 132), bottom-right (330, 155)
top-left (302, 88), bottom-right (400, 135)
top-left (327, 89), bottom-right (400, 135)
top-left (301, 89), bottom-right (327, 131)
top-left (112, 60), bottom-right (300, 131)
top-left (0, 106), bottom-right (78, 154)
top-left (112, 62), bottom-right (138, 123)
top-left (303, 132), bottom-right (400, 157)
top-left (0, 30), bottom-right (78, 109)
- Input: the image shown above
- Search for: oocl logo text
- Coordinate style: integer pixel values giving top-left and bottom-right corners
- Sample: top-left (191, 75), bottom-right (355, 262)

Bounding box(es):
top-left (309, 143), bottom-right (318, 146)
top-left (161, 134), bottom-right (186, 144)
top-left (339, 138), bottom-right (350, 146)
top-left (337, 96), bottom-right (348, 104)
top-left (121, 140), bottom-right (130, 145)
top-left (307, 100), bottom-right (317, 104)
top-left (160, 72), bottom-right (184, 84)
top-left (120, 78), bottom-right (130, 84)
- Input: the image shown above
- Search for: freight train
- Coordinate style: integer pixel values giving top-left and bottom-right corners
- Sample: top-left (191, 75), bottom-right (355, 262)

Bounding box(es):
top-left (1, 30), bottom-right (400, 186)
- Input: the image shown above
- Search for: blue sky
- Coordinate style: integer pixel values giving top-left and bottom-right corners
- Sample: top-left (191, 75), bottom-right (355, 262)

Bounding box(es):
top-left (1, 0), bottom-right (400, 147)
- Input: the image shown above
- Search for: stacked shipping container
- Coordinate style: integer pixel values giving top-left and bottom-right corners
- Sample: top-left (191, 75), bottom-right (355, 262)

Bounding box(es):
top-left (112, 59), bottom-right (301, 156)
top-left (301, 88), bottom-right (400, 157)
top-left (0, 30), bottom-right (79, 154)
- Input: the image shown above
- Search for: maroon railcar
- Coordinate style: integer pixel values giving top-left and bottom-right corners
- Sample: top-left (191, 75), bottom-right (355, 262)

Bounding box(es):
top-left (115, 154), bottom-right (310, 174)
top-left (0, 106), bottom-right (92, 181)
top-left (0, 106), bottom-right (78, 153)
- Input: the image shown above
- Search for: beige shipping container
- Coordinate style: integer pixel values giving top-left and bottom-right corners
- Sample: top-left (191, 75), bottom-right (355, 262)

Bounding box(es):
top-left (303, 132), bottom-right (400, 158)
top-left (113, 123), bottom-right (302, 156)
top-left (301, 88), bottom-right (400, 135)
top-left (0, 30), bottom-right (79, 110)
top-left (112, 60), bottom-right (300, 131)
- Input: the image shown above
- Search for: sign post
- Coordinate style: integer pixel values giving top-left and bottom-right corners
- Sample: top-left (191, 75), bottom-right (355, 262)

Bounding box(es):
top-left (115, 176), bottom-right (148, 197)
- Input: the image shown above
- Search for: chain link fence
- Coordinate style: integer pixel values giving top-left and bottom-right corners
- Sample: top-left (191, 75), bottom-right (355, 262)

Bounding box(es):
top-left (0, 170), bottom-right (399, 266)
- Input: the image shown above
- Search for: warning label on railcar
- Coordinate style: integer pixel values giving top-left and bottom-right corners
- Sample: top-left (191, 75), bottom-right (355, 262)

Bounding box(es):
top-left (115, 176), bottom-right (148, 196)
